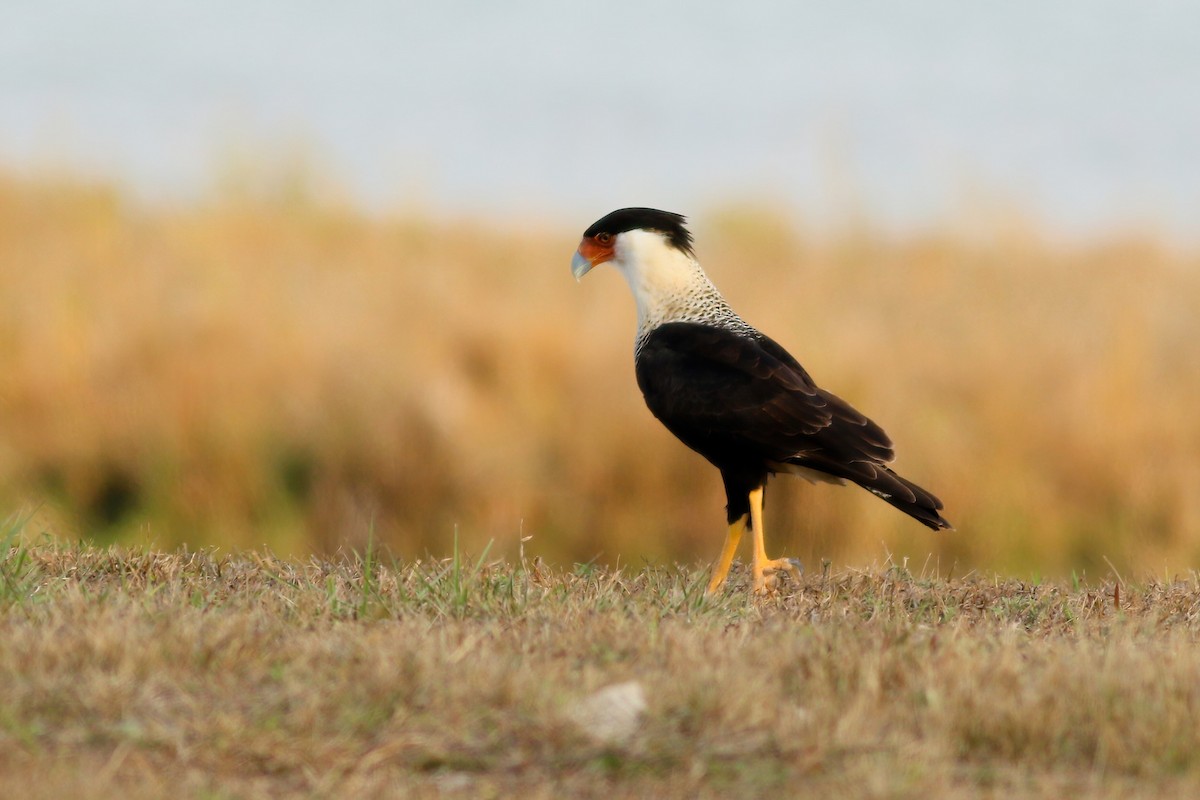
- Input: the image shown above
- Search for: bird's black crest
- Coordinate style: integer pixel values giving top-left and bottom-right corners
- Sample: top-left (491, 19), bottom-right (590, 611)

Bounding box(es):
top-left (583, 208), bottom-right (694, 257)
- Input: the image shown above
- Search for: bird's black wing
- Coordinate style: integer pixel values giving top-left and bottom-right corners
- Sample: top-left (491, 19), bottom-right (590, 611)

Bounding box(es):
top-left (634, 322), bottom-right (894, 468)
top-left (635, 322), bottom-right (950, 529)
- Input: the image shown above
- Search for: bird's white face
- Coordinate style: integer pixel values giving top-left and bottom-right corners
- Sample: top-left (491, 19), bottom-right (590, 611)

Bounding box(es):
top-left (573, 228), bottom-right (731, 337)
top-left (572, 228), bottom-right (683, 280)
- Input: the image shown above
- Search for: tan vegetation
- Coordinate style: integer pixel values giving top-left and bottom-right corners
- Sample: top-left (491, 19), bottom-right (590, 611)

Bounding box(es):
top-left (1, 168), bottom-right (1198, 574)
top-left (2, 536), bottom-right (1200, 798)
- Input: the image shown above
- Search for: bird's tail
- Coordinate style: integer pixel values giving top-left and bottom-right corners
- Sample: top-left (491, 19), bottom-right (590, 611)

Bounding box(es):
top-left (782, 450), bottom-right (950, 532)
top-left (855, 466), bottom-right (952, 531)
top-left (781, 455), bottom-right (953, 531)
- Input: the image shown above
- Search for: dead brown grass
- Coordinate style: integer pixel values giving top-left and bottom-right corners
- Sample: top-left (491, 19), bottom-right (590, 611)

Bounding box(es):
top-left (1, 168), bottom-right (1199, 574)
top-left (2, 538), bottom-right (1200, 798)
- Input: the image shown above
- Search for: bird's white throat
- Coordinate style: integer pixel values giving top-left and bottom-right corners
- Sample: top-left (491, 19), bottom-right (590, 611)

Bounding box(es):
top-left (610, 229), bottom-right (756, 348)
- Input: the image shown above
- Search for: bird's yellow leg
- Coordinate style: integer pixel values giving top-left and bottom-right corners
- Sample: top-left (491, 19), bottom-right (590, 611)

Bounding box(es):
top-left (706, 514), bottom-right (747, 595)
top-left (749, 485), bottom-right (803, 593)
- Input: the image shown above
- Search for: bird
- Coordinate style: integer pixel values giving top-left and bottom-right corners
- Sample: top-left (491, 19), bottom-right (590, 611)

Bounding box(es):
top-left (570, 207), bottom-right (951, 594)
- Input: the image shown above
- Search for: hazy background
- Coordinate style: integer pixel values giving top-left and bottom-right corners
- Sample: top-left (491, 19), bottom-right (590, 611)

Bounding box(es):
top-left (4, 1), bottom-right (1198, 235)
top-left (2, 2), bottom-right (1198, 578)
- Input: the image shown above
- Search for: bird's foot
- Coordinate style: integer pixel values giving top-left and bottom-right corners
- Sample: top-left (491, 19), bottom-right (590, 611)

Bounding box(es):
top-left (752, 557), bottom-right (804, 594)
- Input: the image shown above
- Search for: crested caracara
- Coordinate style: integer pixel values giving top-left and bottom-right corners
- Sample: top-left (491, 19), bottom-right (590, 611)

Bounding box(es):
top-left (571, 207), bottom-right (951, 594)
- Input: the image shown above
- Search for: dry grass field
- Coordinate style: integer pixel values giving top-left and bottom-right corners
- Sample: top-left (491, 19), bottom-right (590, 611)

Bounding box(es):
top-left (1, 166), bottom-right (1199, 576)
top-left (2, 532), bottom-right (1200, 799)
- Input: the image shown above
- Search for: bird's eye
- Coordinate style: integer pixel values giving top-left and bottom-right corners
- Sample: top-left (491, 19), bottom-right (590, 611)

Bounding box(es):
top-left (596, 232), bottom-right (612, 244)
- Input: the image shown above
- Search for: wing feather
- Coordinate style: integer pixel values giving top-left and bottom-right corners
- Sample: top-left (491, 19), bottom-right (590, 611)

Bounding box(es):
top-left (635, 322), bottom-right (894, 469)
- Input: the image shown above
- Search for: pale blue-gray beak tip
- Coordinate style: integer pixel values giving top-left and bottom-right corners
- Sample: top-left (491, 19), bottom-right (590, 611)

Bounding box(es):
top-left (571, 250), bottom-right (593, 282)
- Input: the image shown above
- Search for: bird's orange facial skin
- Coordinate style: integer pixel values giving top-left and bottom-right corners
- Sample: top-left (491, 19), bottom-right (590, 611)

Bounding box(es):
top-left (577, 235), bottom-right (615, 269)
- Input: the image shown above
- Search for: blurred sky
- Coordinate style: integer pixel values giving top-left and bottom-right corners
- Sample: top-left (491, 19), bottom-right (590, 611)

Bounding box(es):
top-left (3, 1), bottom-right (1198, 236)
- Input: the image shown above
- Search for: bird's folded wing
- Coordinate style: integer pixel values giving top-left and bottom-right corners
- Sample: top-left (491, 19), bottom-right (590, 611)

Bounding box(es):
top-left (635, 322), bottom-right (895, 465)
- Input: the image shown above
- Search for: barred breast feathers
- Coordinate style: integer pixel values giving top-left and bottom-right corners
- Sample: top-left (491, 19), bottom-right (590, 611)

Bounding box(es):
top-left (610, 229), bottom-right (759, 355)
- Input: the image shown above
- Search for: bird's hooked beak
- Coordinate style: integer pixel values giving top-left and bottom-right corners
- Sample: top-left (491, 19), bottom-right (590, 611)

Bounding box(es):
top-left (571, 235), bottom-right (616, 282)
top-left (571, 249), bottom-right (593, 281)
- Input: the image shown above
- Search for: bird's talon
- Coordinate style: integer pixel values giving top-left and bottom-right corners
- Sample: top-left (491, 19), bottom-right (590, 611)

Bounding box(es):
top-left (764, 560), bottom-right (803, 576)
top-left (752, 556), bottom-right (803, 595)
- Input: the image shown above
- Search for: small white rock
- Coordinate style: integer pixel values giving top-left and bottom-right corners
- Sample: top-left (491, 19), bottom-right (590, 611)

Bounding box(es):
top-left (568, 680), bottom-right (647, 745)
